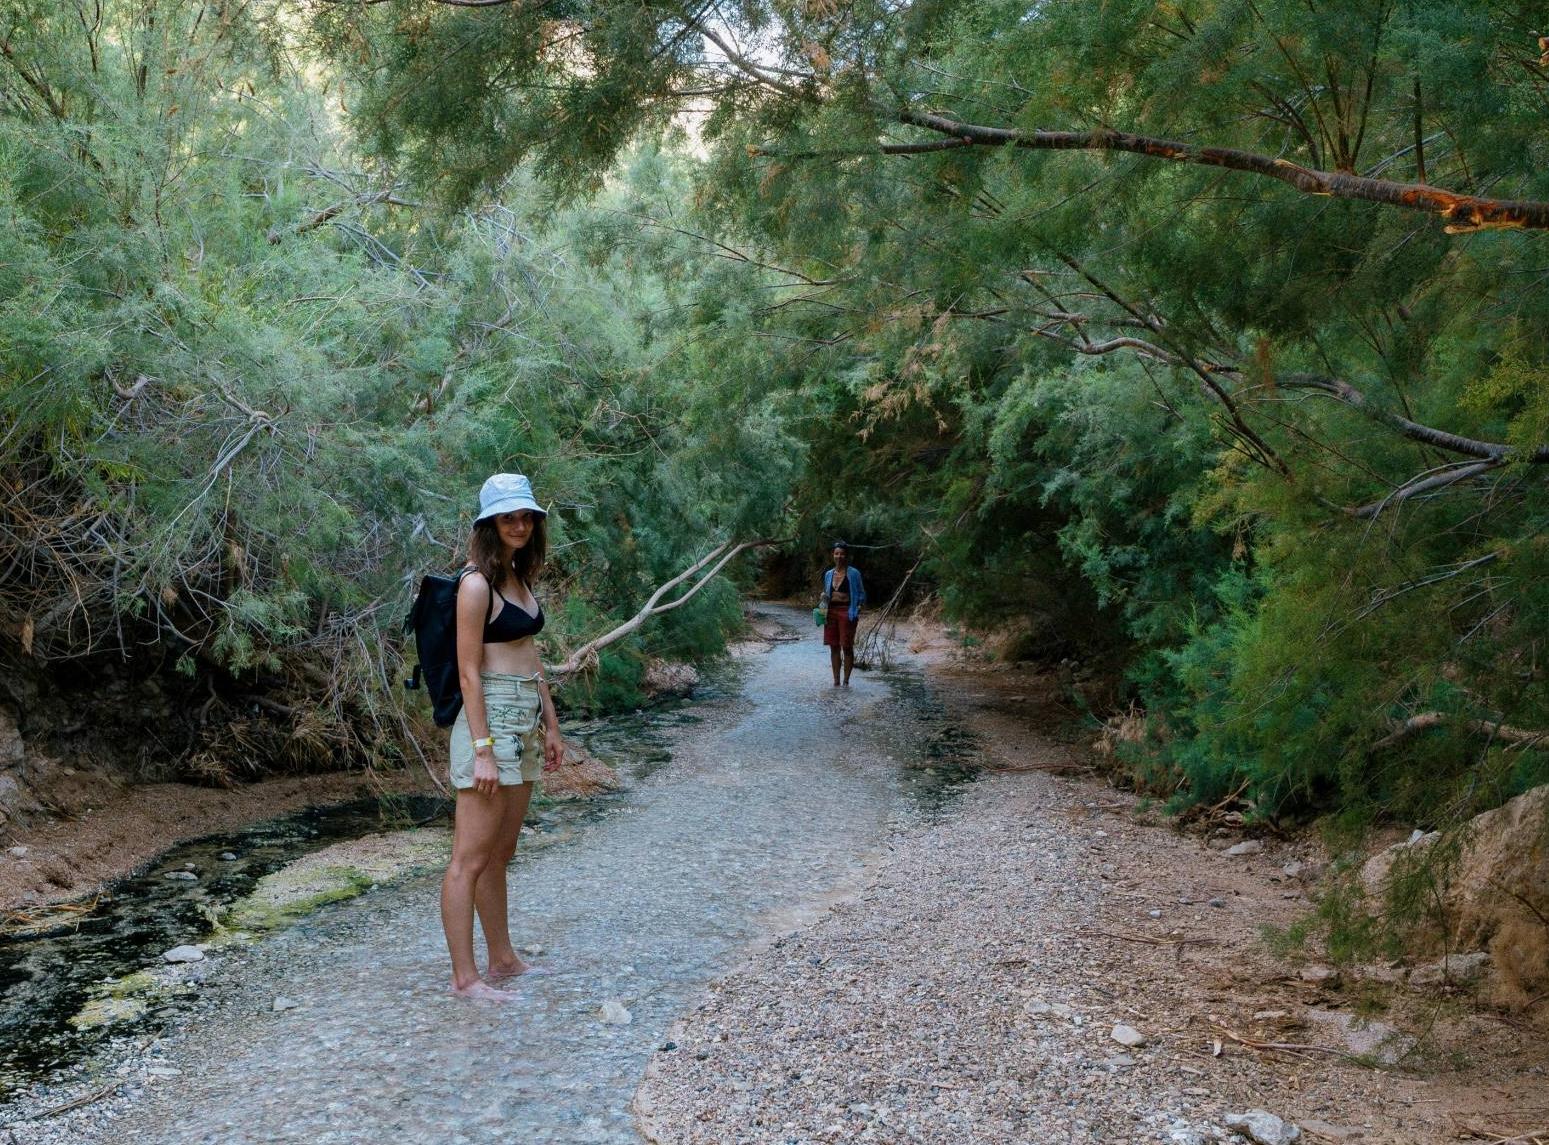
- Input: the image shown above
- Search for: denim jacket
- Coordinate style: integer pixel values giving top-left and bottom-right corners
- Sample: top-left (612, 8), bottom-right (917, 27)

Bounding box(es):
top-left (822, 566), bottom-right (866, 621)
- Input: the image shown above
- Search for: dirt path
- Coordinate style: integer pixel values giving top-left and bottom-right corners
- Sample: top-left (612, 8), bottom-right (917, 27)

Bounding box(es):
top-left (634, 630), bottom-right (1549, 1144)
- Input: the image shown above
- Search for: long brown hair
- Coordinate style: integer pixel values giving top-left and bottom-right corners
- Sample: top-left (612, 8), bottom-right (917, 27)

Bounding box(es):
top-left (469, 514), bottom-right (547, 591)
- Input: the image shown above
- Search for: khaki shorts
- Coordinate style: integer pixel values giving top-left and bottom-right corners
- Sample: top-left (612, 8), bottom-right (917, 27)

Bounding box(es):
top-left (450, 672), bottom-right (545, 788)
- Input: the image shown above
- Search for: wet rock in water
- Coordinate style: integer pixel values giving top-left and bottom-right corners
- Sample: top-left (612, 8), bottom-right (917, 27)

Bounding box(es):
top-left (1225, 1109), bottom-right (1302, 1144)
top-left (164, 870), bottom-right (198, 881)
top-left (219, 852), bottom-right (239, 862)
top-left (272, 996), bottom-right (299, 1012)
top-left (599, 1000), bottom-right (632, 1025)
top-left (1225, 839), bottom-right (1264, 857)
top-left (1110, 1023), bottom-right (1147, 1048)
top-left (162, 945), bottom-right (205, 963)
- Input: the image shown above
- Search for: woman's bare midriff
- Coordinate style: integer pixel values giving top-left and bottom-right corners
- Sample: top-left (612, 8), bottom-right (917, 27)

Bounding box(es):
top-left (481, 631), bottom-right (542, 676)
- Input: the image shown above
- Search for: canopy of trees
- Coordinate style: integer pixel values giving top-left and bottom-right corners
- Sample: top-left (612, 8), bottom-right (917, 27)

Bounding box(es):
top-left (4, 0), bottom-right (1545, 829)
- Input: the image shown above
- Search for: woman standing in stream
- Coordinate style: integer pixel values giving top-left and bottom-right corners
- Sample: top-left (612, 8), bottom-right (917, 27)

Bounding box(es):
top-left (821, 540), bottom-right (866, 687)
top-left (441, 473), bottom-right (565, 1001)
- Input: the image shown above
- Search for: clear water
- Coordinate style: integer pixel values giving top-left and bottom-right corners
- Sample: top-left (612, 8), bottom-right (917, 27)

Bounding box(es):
top-left (3, 605), bottom-right (979, 1141)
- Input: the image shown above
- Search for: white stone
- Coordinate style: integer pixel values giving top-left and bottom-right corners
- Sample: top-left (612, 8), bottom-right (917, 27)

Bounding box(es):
top-left (1225, 839), bottom-right (1264, 857)
top-left (599, 1000), bottom-right (632, 1025)
top-left (1110, 1024), bottom-right (1147, 1048)
top-left (1224, 1110), bottom-right (1301, 1144)
top-left (164, 871), bottom-right (198, 881)
top-left (162, 945), bottom-right (205, 963)
top-left (6, 845), bottom-right (27, 859)
top-left (272, 996), bottom-right (299, 1012)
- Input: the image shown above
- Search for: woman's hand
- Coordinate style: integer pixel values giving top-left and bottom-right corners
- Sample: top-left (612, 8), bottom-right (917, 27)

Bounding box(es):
top-left (473, 747), bottom-right (500, 796)
top-left (543, 726), bottom-right (565, 772)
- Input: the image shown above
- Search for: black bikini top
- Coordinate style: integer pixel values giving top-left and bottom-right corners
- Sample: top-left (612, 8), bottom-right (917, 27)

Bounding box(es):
top-left (483, 586), bottom-right (544, 644)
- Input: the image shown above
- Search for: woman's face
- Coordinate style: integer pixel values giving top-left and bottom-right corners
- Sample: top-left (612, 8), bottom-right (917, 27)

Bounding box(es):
top-left (495, 510), bottom-right (536, 551)
top-left (832, 546), bottom-right (848, 565)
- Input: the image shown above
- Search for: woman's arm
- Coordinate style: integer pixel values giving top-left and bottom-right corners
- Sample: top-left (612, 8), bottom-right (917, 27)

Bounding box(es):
top-left (851, 568), bottom-right (866, 611)
top-left (535, 671), bottom-right (564, 771)
top-left (455, 572), bottom-right (499, 796)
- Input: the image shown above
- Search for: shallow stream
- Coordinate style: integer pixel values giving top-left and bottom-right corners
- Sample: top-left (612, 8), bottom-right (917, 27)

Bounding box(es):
top-left (2, 604), bottom-right (979, 1142)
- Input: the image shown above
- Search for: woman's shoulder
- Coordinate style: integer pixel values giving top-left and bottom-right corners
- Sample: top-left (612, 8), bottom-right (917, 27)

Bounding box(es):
top-left (457, 567), bottom-right (492, 595)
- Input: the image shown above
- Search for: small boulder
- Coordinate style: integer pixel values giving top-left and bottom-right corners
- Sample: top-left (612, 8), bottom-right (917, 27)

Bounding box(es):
top-left (162, 945), bottom-right (205, 964)
top-left (1409, 951), bottom-right (1490, 989)
top-left (272, 996), bottom-right (299, 1012)
top-left (1298, 964), bottom-right (1340, 986)
top-left (1224, 1109), bottom-right (1302, 1144)
top-left (598, 1000), bottom-right (632, 1025)
top-left (1110, 1023), bottom-right (1147, 1048)
top-left (1225, 839), bottom-right (1264, 857)
top-left (164, 871), bottom-right (198, 881)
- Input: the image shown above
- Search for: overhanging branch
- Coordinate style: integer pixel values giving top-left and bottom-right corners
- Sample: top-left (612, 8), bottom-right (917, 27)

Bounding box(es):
top-left (757, 109), bottom-right (1549, 234)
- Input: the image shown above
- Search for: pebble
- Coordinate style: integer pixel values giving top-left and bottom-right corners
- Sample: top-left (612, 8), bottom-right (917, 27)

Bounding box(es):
top-left (1224, 840), bottom-right (1264, 857)
top-left (164, 871), bottom-right (198, 881)
top-left (219, 852), bottom-right (239, 862)
top-left (7, 845), bottom-right (28, 859)
top-left (162, 945), bottom-right (206, 964)
top-left (1208, 897), bottom-right (1226, 908)
top-left (598, 1000), bottom-right (632, 1025)
top-left (271, 997), bottom-right (299, 1012)
top-left (1148, 909), bottom-right (1162, 919)
top-left (1225, 1108), bottom-right (1302, 1144)
top-left (1110, 1024), bottom-right (1147, 1048)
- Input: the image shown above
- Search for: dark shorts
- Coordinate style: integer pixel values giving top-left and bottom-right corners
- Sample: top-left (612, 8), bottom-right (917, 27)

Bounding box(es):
top-left (824, 609), bottom-right (857, 650)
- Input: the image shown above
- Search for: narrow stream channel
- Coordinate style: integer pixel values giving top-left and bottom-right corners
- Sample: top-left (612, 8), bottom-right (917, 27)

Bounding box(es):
top-left (3, 605), bottom-right (978, 1143)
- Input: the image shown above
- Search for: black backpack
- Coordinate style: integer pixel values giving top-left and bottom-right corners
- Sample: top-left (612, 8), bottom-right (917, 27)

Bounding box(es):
top-left (404, 568), bottom-right (490, 727)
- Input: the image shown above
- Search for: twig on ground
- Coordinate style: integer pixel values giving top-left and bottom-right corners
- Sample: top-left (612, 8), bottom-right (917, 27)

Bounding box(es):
top-left (14, 1077), bottom-right (125, 1122)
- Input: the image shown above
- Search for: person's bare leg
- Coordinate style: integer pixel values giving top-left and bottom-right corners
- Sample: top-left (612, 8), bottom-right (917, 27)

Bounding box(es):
top-left (441, 788), bottom-right (518, 1000)
top-left (830, 645), bottom-right (842, 686)
top-left (478, 781), bottom-right (536, 979)
top-left (842, 645), bottom-right (854, 686)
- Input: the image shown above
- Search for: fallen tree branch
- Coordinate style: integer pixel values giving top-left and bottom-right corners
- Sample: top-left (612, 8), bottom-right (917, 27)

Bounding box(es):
top-left (550, 538), bottom-right (784, 679)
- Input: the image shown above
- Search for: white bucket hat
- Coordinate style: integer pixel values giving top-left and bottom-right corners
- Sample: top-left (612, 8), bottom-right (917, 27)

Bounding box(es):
top-left (475, 473), bottom-right (548, 524)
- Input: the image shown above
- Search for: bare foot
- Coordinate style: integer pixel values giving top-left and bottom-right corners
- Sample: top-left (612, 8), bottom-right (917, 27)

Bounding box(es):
top-left (488, 959), bottom-right (553, 982)
top-left (452, 979), bottom-right (520, 1002)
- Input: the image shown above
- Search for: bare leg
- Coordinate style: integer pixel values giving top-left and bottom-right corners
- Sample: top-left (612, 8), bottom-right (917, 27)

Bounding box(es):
top-left (477, 781), bottom-right (535, 978)
top-left (441, 788), bottom-right (518, 999)
top-left (842, 646), bottom-right (854, 686)
top-left (830, 645), bottom-right (842, 686)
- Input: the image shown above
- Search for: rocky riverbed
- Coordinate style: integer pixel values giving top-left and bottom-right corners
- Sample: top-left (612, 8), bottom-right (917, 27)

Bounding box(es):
top-left (2, 607), bottom-right (1543, 1144)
